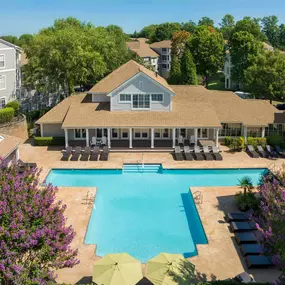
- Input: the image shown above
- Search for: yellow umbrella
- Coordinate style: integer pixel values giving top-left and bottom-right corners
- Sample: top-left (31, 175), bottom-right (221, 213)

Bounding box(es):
top-left (92, 253), bottom-right (143, 285)
top-left (145, 253), bottom-right (188, 285)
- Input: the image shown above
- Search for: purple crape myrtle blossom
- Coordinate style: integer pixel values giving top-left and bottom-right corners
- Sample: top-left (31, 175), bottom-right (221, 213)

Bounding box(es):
top-left (0, 158), bottom-right (79, 284)
top-left (253, 166), bottom-right (285, 283)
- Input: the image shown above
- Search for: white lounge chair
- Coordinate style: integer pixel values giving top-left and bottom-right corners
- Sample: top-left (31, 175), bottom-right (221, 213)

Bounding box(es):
top-left (90, 137), bottom-right (97, 146)
top-left (178, 135), bottom-right (184, 145)
top-left (101, 136), bottom-right (107, 146)
top-left (190, 135), bottom-right (195, 145)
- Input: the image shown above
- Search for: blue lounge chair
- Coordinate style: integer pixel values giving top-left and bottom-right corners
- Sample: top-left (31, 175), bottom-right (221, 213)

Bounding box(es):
top-left (235, 232), bottom-right (258, 245)
top-left (230, 221), bottom-right (257, 232)
top-left (226, 209), bottom-right (254, 222)
top-left (245, 255), bottom-right (273, 268)
top-left (240, 244), bottom-right (264, 256)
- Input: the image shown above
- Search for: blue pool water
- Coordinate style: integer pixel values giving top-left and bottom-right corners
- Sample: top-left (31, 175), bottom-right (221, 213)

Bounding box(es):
top-left (46, 166), bottom-right (267, 262)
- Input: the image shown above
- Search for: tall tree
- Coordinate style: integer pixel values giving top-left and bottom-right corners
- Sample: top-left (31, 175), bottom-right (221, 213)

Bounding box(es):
top-left (168, 55), bottom-right (182, 84)
top-left (18, 34), bottom-right (34, 46)
top-left (198, 17), bottom-right (214, 27)
top-left (150, 22), bottom-right (181, 43)
top-left (279, 24), bottom-right (285, 50)
top-left (138, 24), bottom-right (158, 40)
top-left (244, 51), bottom-right (285, 103)
top-left (262, 16), bottom-right (279, 47)
top-left (180, 49), bottom-right (197, 85)
top-left (171, 30), bottom-right (191, 59)
top-left (181, 21), bottom-right (197, 34)
top-left (231, 17), bottom-right (266, 41)
top-left (230, 31), bottom-right (263, 86)
top-left (219, 14), bottom-right (235, 40)
top-left (189, 26), bottom-right (225, 87)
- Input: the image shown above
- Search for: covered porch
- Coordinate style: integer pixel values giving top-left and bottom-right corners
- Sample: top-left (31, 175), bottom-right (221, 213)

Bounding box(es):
top-left (64, 127), bottom-right (220, 151)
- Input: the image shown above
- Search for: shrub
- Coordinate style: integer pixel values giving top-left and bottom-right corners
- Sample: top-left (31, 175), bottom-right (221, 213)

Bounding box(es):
top-left (267, 133), bottom-right (284, 147)
top-left (0, 107), bottom-right (14, 123)
top-left (34, 136), bottom-right (65, 146)
top-left (225, 137), bottom-right (244, 151)
top-left (235, 191), bottom-right (259, 211)
top-left (224, 136), bottom-right (232, 147)
top-left (246, 137), bottom-right (267, 148)
top-left (4, 100), bottom-right (20, 116)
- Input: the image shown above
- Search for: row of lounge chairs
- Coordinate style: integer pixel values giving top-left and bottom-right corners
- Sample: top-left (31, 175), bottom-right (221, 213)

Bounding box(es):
top-left (61, 146), bottom-right (109, 161)
top-left (247, 144), bottom-right (285, 158)
top-left (174, 146), bottom-right (223, 161)
top-left (226, 210), bottom-right (273, 268)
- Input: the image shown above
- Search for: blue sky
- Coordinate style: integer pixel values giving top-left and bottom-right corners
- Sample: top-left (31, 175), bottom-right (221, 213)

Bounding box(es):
top-left (1, 0), bottom-right (285, 36)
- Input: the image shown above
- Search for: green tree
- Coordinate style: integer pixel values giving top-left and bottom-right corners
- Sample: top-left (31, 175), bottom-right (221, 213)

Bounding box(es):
top-left (198, 17), bottom-right (214, 27)
top-left (189, 26), bottom-right (225, 87)
top-left (168, 55), bottom-right (181, 84)
top-left (230, 31), bottom-right (263, 86)
top-left (18, 34), bottom-right (34, 46)
top-left (150, 22), bottom-right (181, 42)
top-left (244, 51), bottom-right (285, 103)
top-left (138, 24), bottom-right (158, 39)
top-left (180, 49), bottom-right (197, 85)
top-left (171, 30), bottom-right (191, 58)
top-left (262, 16), bottom-right (279, 47)
top-left (181, 20), bottom-right (197, 34)
top-left (219, 14), bottom-right (235, 40)
top-left (238, 176), bottom-right (254, 198)
top-left (279, 24), bottom-right (285, 49)
top-left (0, 35), bottom-right (19, 45)
top-left (232, 17), bottom-right (266, 41)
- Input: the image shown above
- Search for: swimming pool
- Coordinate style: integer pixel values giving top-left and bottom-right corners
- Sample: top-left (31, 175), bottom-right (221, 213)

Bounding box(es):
top-left (46, 166), bottom-right (267, 262)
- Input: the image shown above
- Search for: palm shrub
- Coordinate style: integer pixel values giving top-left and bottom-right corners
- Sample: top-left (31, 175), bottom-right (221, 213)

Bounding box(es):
top-left (0, 158), bottom-right (79, 283)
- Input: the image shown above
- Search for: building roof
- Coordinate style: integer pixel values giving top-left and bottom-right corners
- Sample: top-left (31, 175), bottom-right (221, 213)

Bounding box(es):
top-left (88, 60), bottom-right (174, 94)
top-left (126, 40), bottom-right (159, 58)
top-left (274, 112), bottom-right (285, 124)
top-left (150, 40), bottom-right (172, 49)
top-left (0, 134), bottom-right (22, 159)
top-left (263, 42), bottom-right (273, 50)
top-left (0, 38), bottom-right (22, 51)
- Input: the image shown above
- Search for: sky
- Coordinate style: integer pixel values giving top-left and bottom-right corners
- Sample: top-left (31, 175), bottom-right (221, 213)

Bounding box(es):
top-left (1, 0), bottom-right (285, 36)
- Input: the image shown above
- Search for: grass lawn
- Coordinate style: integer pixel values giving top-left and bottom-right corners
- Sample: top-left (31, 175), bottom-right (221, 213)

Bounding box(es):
top-left (207, 73), bottom-right (226, 91)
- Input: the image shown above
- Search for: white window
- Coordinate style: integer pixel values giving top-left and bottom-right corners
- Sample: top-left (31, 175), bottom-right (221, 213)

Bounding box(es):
top-left (134, 128), bottom-right (149, 139)
top-left (74, 129), bottom-right (86, 139)
top-left (154, 128), bottom-right (170, 139)
top-left (162, 128), bottom-right (170, 138)
top-left (119, 94), bottom-right (131, 102)
top-left (111, 128), bottom-right (119, 139)
top-left (162, 55), bottom-right (169, 61)
top-left (0, 55), bottom-right (4, 68)
top-left (0, 97), bottom-right (6, 109)
top-left (0, 75), bottom-right (6, 90)
top-left (121, 129), bottom-right (129, 139)
top-left (151, 94), bottom-right (163, 102)
top-left (162, 64), bottom-right (169, 70)
top-left (132, 94), bottom-right (150, 109)
top-left (198, 128), bottom-right (209, 139)
top-left (162, 48), bottom-right (167, 52)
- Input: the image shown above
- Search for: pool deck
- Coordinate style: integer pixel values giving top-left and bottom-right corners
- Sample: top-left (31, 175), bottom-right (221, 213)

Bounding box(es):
top-left (19, 143), bottom-right (283, 284)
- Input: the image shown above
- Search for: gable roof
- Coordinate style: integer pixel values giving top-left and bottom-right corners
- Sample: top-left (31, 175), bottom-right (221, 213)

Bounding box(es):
top-left (150, 40), bottom-right (172, 49)
top-left (126, 40), bottom-right (159, 58)
top-left (0, 38), bottom-right (21, 51)
top-left (0, 133), bottom-right (22, 159)
top-left (88, 60), bottom-right (174, 94)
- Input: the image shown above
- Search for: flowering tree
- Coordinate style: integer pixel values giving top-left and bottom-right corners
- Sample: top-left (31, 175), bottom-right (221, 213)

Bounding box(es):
top-left (255, 167), bottom-right (285, 283)
top-left (0, 158), bottom-right (79, 284)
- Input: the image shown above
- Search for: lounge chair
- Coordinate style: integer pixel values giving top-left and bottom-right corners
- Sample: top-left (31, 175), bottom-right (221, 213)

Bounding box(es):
top-left (226, 209), bottom-right (254, 222)
top-left (184, 146), bottom-right (193, 161)
top-left (61, 146), bottom-right (72, 161)
top-left (235, 232), bottom-right (258, 245)
top-left (71, 146), bottom-right (82, 161)
top-left (240, 244), bottom-right (264, 256)
top-left (190, 135), bottom-right (195, 145)
top-left (257, 145), bottom-right (269, 158)
top-left (212, 146), bottom-right (223, 161)
top-left (100, 146), bottom-right (109, 161)
top-left (101, 136), bottom-right (107, 146)
top-left (203, 146), bottom-right (214, 161)
top-left (230, 221), bottom-right (257, 232)
top-left (174, 146), bottom-right (184, 161)
top-left (266, 145), bottom-right (278, 158)
top-left (246, 145), bottom-right (259, 158)
top-left (234, 272), bottom-right (256, 283)
top-left (90, 146), bottom-right (100, 161)
top-left (81, 147), bottom-right (91, 161)
top-left (178, 135), bottom-right (184, 145)
top-left (245, 255), bottom-right (273, 268)
top-left (275, 145), bottom-right (285, 158)
top-left (18, 160), bottom-right (37, 173)
top-left (194, 146), bottom-right (204, 161)
top-left (90, 137), bottom-right (97, 147)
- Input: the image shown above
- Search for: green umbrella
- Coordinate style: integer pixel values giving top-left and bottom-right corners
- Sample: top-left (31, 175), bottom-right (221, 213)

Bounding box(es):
top-left (145, 253), bottom-right (187, 285)
top-left (92, 253), bottom-right (143, 285)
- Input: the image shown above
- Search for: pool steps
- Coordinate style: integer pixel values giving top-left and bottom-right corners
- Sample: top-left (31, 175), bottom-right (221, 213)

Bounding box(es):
top-left (123, 164), bottom-right (162, 173)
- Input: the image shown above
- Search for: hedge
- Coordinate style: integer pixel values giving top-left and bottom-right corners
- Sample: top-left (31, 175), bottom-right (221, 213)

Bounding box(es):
top-left (224, 136), bottom-right (244, 151)
top-left (34, 136), bottom-right (65, 146)
top-left (267, 133), bottom-right (285, 147)
top-left (0, 107), bottom-right (15, 124)
top-left (5, 100), bottom-right (20, 116)
top-left (246, 137), bottom-right (267, 148)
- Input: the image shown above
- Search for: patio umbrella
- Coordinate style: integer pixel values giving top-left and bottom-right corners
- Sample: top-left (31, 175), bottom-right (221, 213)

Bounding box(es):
top-left (92, 253), bottom-right (143, 285)
top-left (145, 253), bottom-right (188, 285)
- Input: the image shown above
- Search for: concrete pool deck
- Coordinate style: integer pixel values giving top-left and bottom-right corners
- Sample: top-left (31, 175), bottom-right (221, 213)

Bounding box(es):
top-left (19, 143), bottom-right (283, 284)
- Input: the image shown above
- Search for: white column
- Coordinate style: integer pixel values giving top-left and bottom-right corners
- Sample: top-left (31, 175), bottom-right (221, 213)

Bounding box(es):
top-left (243, 126), bottom-right (248, 142)
top-left (262, 127), bottom-right (265, 138)
top-left (86, 129), bottom-right (89, 147)
top-left (194, 128), bottom-right (198, 146)
top-left (172, 128), bottom-right (176, 148)
top-left (129, 128), bottom-right (132, 148)
top-left (107, 128), bottom-right (111, 148)
top-left (151, 128), bottom-right (154, 149)
top-left (40, 124), bottom-right (44, 137)
top-left (215, 129), bottom-right (219, 148)
top-left (64, 129), bottom-right (68, 148)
